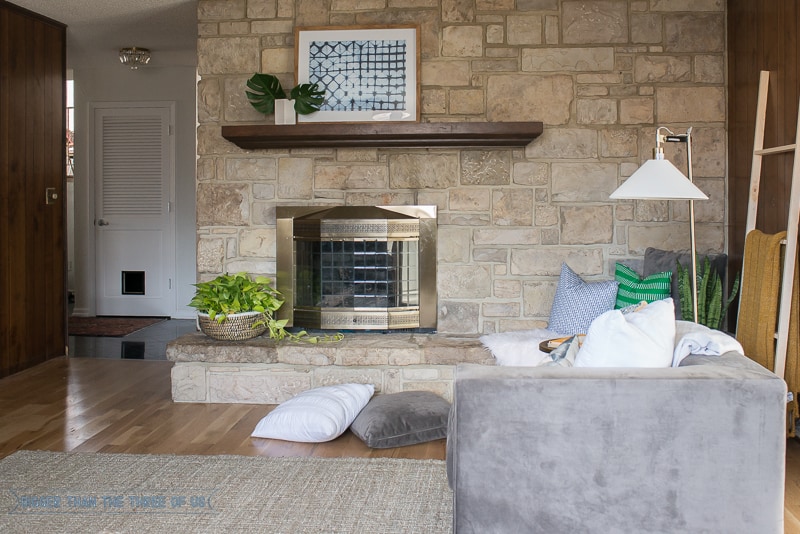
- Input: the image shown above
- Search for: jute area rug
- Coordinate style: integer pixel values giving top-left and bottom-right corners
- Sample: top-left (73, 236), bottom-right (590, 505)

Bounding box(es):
top-left (0, 450), bottom-right (452, 533)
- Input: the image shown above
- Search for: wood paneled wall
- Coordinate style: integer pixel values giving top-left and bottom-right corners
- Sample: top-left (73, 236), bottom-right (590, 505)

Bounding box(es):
top-left (0, 1), bottom-right (67, 377)
top-left (728, 0), bottom-right (800, 265)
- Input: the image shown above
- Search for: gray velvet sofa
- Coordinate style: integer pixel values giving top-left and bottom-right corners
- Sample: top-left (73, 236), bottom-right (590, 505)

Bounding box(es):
top-left (446, 352), bottom-right (786, 533)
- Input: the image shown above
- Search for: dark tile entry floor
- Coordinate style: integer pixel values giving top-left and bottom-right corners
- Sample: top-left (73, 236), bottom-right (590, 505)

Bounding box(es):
top-left (69, 319), bottom-right (196, 360)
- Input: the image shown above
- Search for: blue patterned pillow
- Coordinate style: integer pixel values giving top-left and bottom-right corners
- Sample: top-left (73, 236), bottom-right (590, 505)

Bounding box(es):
top-left (548, 263), bottom-right (619, 335)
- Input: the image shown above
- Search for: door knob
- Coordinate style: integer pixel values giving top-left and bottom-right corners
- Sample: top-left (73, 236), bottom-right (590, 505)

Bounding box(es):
top-left (97, 219), bottom-right (110, 226)
top-left (45, 187), bottom-right (59, 205)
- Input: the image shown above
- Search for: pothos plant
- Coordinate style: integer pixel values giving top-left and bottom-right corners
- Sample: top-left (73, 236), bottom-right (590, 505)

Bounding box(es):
top-left (245, 73), bottom-right (325, 115)
top-left (189, 272), bottom-right (342, 344)
top-left (676, 257), bottom-right (740, 330)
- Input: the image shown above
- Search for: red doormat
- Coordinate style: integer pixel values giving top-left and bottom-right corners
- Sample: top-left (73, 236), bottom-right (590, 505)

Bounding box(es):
top-left (68, 316), bottom-right (166, 337)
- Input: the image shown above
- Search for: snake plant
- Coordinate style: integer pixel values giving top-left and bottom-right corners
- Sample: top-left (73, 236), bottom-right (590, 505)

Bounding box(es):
top-left (676, 257), bottom-right (740, 330)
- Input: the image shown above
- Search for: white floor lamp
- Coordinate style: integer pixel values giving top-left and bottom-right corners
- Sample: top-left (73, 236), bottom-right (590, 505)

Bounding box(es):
top-left (610, 127), bottom-right (709, 323)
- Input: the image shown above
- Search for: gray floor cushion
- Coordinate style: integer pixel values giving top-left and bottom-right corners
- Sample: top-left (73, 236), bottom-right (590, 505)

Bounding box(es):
top-left (350, 391), bottom-right (451, 448)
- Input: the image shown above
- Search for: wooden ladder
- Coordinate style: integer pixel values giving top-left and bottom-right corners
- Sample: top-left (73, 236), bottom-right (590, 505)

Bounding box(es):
top-left (742, 70), bottom-right (800, 379)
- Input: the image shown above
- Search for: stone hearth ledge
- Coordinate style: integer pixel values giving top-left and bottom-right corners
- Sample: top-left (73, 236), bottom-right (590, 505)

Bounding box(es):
top-left (167, 332), bottom-right (493, 404)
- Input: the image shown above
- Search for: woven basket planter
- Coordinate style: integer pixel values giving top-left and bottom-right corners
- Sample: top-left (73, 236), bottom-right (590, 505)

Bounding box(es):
top-left (197, 311), bottom-right (267, 341)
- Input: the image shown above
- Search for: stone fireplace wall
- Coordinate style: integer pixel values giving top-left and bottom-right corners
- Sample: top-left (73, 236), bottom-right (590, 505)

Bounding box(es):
top-left (195, 0), bottom-right (726, 335)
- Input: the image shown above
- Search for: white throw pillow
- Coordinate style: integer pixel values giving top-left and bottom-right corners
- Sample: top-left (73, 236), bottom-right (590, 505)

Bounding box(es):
top-left (574, 298), bottom-right (676, 368)
top-left (251, 383), bottom-right (375, 442)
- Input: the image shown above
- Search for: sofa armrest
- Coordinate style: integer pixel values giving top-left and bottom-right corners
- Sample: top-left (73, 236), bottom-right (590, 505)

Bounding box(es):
top-left (447, 352), bottom-right (786, 533)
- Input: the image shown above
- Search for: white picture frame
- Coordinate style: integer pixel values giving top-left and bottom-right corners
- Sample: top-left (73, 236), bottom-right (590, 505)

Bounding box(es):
top-left (295, 25), bottom-right (420, 123)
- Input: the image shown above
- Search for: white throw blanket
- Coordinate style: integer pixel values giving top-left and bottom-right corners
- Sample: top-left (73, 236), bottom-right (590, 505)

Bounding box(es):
top-left (481, 321), bottom-right (744, 368)
top-left (672, 320), bottom-right (744, 367)
top-left (479, 328), bottom-right (559, 366)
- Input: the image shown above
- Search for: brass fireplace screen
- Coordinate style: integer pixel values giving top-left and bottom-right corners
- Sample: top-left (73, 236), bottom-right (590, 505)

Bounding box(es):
top-left (276, 205), bottom-right (437, 331)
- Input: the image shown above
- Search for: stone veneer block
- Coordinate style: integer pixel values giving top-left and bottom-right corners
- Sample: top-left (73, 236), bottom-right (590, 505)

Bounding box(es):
top-left (460, 150), bottom-right (511, 185)
top-left (442, 25), bottom-right (484, 57)
top-left (247, 0), bottom-right (278, 18)
top-left (438, 301), bottom-right (480, 333)
top-left (560, 205), bottom-right (614, 245)
top-left (278, 345), bottom-right (336, 366)
top-left (314, 165), bottom-right (389, 190)
top-left (449, 189), bottom-right (491, 212)
top-left (563, 0), bottom-right (628, 44)
top-left (651, 0), bottom-right (723, 9)
top-left (525, 128), bottom-right (597, 159)
top-left (209, 369), bottom-right (313, 403)
top-left (635, 55), bottom-right (692, 83)
top-left (664, 14), bottom-right (724, 52)
top-left (507, 15), bottom-right (542, 45)
top-left (197, 79), bottom-right (221, 123)
top-left (442, 0), bottom-right (474, 22)
top-left (238, 229), bottom-right (276, 257)
top-left (438, 264), bottom-right (492, 298)
top-left (196, 238), bottom-right (225, 273)
top-left (422, 336), bottom-right (493, 365)
top-left (511, 248), bottom-right (604, 276)
top-left (473, 228), bottom-right (539, 245)
top-left (552, 163), bottom-right (618, 202)
top-left (167, 333), bottom-right (280, 363)
top-left (198, 37), bottom-right (260, 75)
top-left (522, 47), bottom-right (614, 72)
top-left (389, 154), bottom-right (459, 189)
top-left (517, 0), bottom-right (559, 8)
top-left (486, 75), bottom-right (573, 124)
top-left (196, 183), bottom-right (250, 226)
top-left (493, 188), bottom-right (534, 225)
top-left (656, 87), bottom-right (725, 123)
top-left (198, 0), bottom-right (246, 20)
top-left (421, 60), bottom-right (471, 86)
top-left (171, 364), bottom-right (209, 402)
top-left (226, 158), bottom-right (277, 182)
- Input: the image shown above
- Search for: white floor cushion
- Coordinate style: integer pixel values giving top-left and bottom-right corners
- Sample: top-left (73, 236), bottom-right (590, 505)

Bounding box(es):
top-left (251, 383), bottom-right (374, 442)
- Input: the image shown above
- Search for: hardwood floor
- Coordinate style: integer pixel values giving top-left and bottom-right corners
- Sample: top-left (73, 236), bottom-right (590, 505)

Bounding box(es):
top-left (0, 357), bottom-right (798, 531)
top-left (0, 357), bottom-right (444, 460)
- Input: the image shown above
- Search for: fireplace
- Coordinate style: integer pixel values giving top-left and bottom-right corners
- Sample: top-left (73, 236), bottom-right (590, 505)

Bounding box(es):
top-left (276, 205), bottom-right (437, 331)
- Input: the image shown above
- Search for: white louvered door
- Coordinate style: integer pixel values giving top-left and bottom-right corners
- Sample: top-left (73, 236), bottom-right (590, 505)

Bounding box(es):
top-left (94, 104), bottom-right (174, 316)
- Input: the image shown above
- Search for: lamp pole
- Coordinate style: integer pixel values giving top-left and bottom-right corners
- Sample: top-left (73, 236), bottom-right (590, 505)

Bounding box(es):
top-left (658, 127), bottom-right (699, 323)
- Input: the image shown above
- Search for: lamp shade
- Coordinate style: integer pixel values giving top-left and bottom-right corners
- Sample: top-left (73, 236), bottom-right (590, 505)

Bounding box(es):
top-left (610, 159), bottom-right (708, 200)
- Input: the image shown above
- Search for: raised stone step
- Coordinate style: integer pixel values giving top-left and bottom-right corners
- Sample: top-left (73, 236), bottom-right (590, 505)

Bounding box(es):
top-left (168, 332), bottom-right (492, 404)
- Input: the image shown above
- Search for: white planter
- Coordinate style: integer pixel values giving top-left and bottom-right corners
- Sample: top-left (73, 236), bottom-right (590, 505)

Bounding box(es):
top-left (274, 99), bottom-right (296, 125)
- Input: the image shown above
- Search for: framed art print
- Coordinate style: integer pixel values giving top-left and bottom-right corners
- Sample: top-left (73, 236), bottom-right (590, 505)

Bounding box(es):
top-left (295, 25), bottom-right (420, 123)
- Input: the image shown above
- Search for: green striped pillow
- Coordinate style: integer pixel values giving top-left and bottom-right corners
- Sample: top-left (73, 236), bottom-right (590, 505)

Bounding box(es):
top-left (614, 263), bottom-right (672, 309)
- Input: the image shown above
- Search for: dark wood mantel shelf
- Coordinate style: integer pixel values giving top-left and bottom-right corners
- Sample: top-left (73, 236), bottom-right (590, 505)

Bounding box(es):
top-left (221, 121), bottom-right (543, 149)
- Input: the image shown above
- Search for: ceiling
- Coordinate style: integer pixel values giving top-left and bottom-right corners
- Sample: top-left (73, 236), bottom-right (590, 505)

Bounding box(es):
top-left (10, 0), bottom-right (197, 69)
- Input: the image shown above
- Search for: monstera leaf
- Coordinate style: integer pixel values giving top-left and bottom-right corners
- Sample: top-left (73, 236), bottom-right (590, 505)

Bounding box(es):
top-left (290, 83), bottom-right (326, 115)
top-left (245, 73), bottom-right (286, 115)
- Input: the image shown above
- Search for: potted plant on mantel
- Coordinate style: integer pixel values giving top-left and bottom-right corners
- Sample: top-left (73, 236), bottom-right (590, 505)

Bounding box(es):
top-left (245, 73), bottom-right (325, 124)
top-left (189, 272), bottom-right (342, 343)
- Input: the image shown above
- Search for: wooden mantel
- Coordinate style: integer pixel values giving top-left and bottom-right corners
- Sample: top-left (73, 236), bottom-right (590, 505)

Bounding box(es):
top-left (221, 121), bottom-right (543, 149)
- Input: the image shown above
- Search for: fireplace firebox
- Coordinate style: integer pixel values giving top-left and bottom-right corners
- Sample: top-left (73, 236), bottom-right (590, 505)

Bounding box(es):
top-left (276, 205), bottom-right (437, 331)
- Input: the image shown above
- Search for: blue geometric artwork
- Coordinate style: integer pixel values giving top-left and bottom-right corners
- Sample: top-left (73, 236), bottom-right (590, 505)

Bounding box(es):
top-left (308, 40), bottom-right (408, 112)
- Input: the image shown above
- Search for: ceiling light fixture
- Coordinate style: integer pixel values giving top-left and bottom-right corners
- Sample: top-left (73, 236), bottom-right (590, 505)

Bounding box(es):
top-left (119, 47), bottom-right (151, 69)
